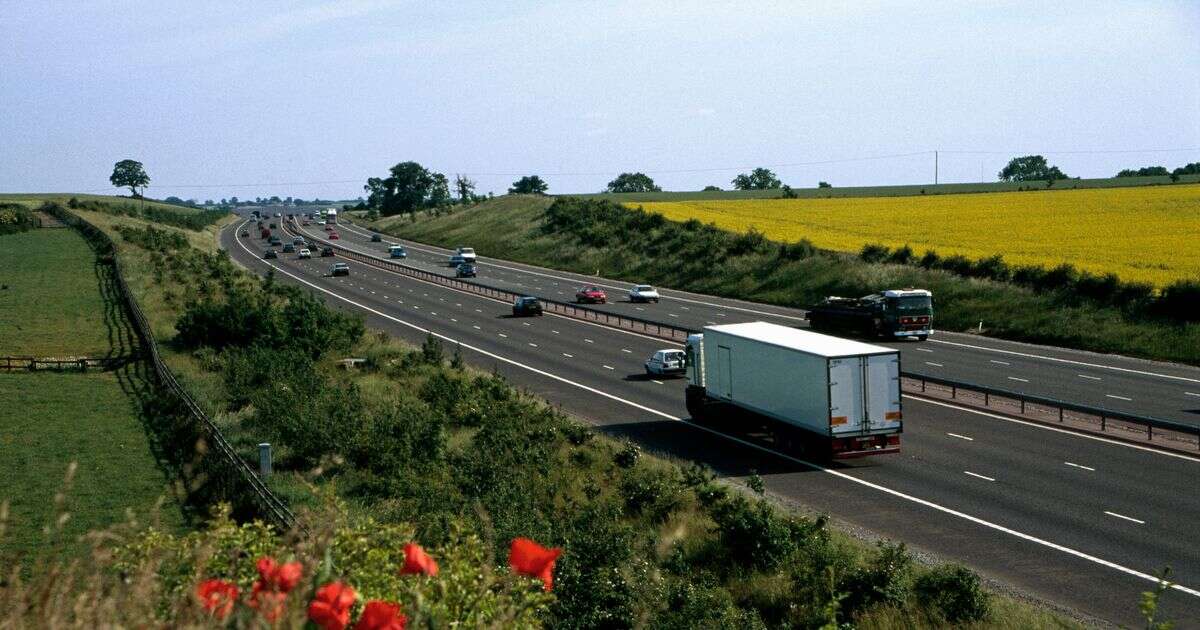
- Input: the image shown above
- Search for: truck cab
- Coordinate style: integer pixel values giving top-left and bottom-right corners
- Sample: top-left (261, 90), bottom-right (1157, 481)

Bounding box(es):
top-left (807, 288), bottom-right (932, 340)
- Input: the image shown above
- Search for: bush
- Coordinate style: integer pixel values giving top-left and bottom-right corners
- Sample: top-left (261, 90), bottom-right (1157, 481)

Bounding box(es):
top-left (1154, 279), bottom-right (1200, 321)
top-left (115, 224), bottom-right (189, 251)
top-left (859, 243), bottom-right (890, 263)
top-left (707, 493), bottom-right (812, 573)
top-left (913, 564), bottom-right (990, 623)
top-left (0, 203), bottom-right (38, 234)
top-left (887, 245), bottom-right (914, 265)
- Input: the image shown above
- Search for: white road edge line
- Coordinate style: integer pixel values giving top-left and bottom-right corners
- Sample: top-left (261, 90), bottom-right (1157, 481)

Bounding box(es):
top-left (1104, 511), bottom-right (1145, 525)
top-left (233, 222), bottom-right (1200, 600)
top-left (963, 471), bottom-right (995, 482)
top-left (931, 338), bottom-right (1200, 384)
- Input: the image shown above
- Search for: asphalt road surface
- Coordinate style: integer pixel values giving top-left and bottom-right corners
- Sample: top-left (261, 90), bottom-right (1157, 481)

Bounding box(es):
top-left (230, 215), bottom-right (1200, 626)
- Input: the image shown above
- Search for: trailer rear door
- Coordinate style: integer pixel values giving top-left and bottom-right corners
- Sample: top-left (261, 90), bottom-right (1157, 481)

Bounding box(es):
top-left (714, 345), bottom-right (733, 400)
top-left (865, 353), bottom-right (902, 431)
top-left (828, 357), bottom-right (865, 434)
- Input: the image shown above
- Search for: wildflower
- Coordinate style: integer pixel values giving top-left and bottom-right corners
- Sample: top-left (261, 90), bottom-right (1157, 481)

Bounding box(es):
top-left (509, 537), bottom-right (562, 592)
top-left (354, 600), bottom-right (407, 630)
top-left (308, 581), bottom-right (358, 630)
top-left (195, 579), bottom-right (239, 619)
top-left (248, 585), bottom-right (288, 623)
top-left (399, 543), bottom-right (438, 576)
top-left (257, 556), bottom-right (304, 592)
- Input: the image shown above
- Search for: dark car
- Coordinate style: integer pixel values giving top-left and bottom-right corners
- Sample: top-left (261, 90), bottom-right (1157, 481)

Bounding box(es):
top-left (320, 246), bottom-right (335, 257)
top-left (269, 236), bottom-right (282, 246)
top-left (371, 233), bottom-right (382, 242)
top-left (293, 237), bottom-right (305, 245)
top-left (264, 249), bottom-right (278, 259)
top-left (455, 263), bottom-right (477, 278)
top-left (260, 228), bottom-right (271, 239)
top-left (269, 222), bottom-right (277, 229)
top-left (282, 243), bottom-right (295, 253)
top-left (240, 229), bottom-right (250, 237)
top-left (575, 285), bottom-right (607, 304)
top-left (512, 296), bottom-right (543, 317)
top-left (330, 262), bottom-right (350, 277)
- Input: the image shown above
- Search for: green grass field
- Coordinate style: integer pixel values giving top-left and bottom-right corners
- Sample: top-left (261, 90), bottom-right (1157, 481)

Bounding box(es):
top-left (0, 372), bottom-right (182, 561)
top-left (0, 192), bottom-right (200, 214)
top-left (0, 229), bottom-right (113, 357)
top-left (574, 173), bottom-right (1200, 202)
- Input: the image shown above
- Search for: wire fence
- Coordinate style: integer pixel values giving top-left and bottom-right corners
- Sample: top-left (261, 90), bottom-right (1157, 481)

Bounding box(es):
top-left (50, 205), bottom-right (298, 531)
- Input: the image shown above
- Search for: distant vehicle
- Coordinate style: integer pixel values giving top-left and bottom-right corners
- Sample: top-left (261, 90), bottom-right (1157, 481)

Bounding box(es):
top-left (512, 296), bottom-right (543, 317)
top-left (455, 263), bottom-right (477, 278)
top-left (269, 222), bottom-right (277, 229)
top-left (256, 220), bottom-right (264, 228)
top-left (274, 212), bottom-right (281, 217)
top-left (318, 220), bottom-right (326, 225)
top-left (326, 209), bottom-right (338, 224)
top-left (370, 233), bottom-right (382, 242)
top-left (240, 229), bottom-right (249, 237)
top-left (329, 232), bottom-right (339, 240)
top-left (269, 236), bottom-right (282, 246)
top-left (645, 349), bottom-right (686, 376)
top-left (293, 237), bottom-right (305, 245)
top-left (298, 248), bottom-right (311, 259)
top-left (330, 262), bottom-right (350, 276)
top-left (685, 322), bottom-right (902, 459)
top-left (448, 253), bottom-right (465, 267)
top-left (807, 289), bottom-right (933, 341)
top-left (264, 249), bottom-right (278, 259)
top-left (320, 246), bottom-right (335, 257)
top-left (629, 285), bottom-right (660, 303)
top-left (302, 220), bottom-right (310, 226)
top-left (456, 247), bottom-right (476, 263)
top-left (260, 228), bottom-right (271, 239)
top-left (389, 245), bottom-right (408, 259)
top-left (250, 210), bottom-right (260, 219)
top-left (324, 225), bottom-right (333, 231)
top-left (282, 243), bottom-right (295, 253)
top-left (575, 286), bottom-right (607, 304)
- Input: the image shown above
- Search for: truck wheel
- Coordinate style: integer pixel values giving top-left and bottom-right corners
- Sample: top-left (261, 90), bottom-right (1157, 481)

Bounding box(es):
top-left (916, 335), bottom-right (928, 341)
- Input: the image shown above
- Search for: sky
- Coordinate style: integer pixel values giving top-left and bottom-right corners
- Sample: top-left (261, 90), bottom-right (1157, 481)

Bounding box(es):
top-left (1, 0), bottom-right (1198, 200)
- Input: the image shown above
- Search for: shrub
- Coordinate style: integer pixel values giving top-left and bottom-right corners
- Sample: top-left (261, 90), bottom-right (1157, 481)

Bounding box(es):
top-left (1154, 279), bottom-right (1200, 321)
top-left (707, 493), bottom-right (811, 573)
top-left (913, 564), bottom-right (990, 623)
top-left (887, 245), bottom-right (914, 265)
top-left (115, 224), bottom-right (189, 251)
top-left (0, 203), bottom-right (38, 234)
top-left (777, 239), bottom-right (816, 261)
top-left (859, 243), bottom-right (890, 263)
top-left (614, 442), bottom-right (641, 468)
top-left (917, 250), bottom-right (941, 269)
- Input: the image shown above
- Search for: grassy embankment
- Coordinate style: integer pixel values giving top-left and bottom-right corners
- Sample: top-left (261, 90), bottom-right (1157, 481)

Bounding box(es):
top-left (5, 195), bottom-right (1080, 627)
top-left (372, 194), bottom-right (1200, 365)
top-left (0, 227), bottom-right (183, 562)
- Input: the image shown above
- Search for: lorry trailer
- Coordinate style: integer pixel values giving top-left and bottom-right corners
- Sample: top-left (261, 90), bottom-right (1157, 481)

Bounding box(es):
top-left (807, 289), bottom-right (932, 340)
top-left (685, 321), bottom-right (901, 459)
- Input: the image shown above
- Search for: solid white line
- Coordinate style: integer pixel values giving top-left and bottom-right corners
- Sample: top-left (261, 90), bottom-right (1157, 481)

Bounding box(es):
top-left (1078, 374), bottom-right (1102, 381)
top-left (1186, 392), bottom-right (1200, 397)
top-left (1064, 462), bottom-right (1095, 471)
top-left (1106, 394), bottom-right (1132, 401)
top-left (1008, 376), bottom-right (1029, 383)
top-left (233, 223), bottom-right (1200, 600)
top-left (963, 471), bottom-right (995, 482)
top-left (907, 396), bottom-right (1200, 463)
top-left (1104, 511), bottom-right (1145, 525)
top-left (925, 362), bottom-right (943, 367)
top-left (990, 360), bottom-right (1011, 366)
top-left (931, 338), bottom-right (1200, 384)
top-left (946, 432), bottom-right (974, 441)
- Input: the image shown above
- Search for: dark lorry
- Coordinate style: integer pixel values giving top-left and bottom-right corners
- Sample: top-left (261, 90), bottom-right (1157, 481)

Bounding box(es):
top-left (806, 289), bottom-right (933, 340)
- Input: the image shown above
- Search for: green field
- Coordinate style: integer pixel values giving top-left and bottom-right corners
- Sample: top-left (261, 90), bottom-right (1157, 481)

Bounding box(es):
top-left (574, 173), bottom-right (1200, 203)
top-left (0, 372), bottom-right (181, 560)
top-left (0, 192), bottom-right (200, 214)
top-left (0, 229), bottom-right (113, 357)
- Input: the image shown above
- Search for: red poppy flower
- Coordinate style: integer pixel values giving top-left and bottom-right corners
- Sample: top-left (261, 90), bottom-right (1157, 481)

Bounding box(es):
top-left (308, 581), bottom-right (358, 630)
top-left (196, 579), bottom-right (239, 619)
top-left (256, 556), bottom-right (304, 592)
top-left (248, 582), bottom-right (288, 623)
top-left (508, 537), bottom-right (562, 592)
top-left (354, 600), bottom-right (407, 630)
top-left (399, 543), bottom-right (438, 576)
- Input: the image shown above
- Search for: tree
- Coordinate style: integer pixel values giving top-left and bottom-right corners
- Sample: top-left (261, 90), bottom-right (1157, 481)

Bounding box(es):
top-left (454, 174), bottom-right (476, 204)
top-left (1172, 162), bottom-right (1200, 176)
top-left (229, 196), bottom-right (239, 205)
top-left (509, 175), bottom-right (548, 195)
top-left (605, 172), bottom-right (661, 193)
top-left (363, 161), bottom-right (447, 217)
top-left (1116, 166), bottom-right (1169, 177)
top-left (164, 196), bottom-right (185, 205)
top-left (702, 185), bottom-right (721, 191)
top-left (780, 185), bottom-right (798, 199)
top-left (110, 159), bottom-right (150, 197)
top-left (428, 172), bottom-right (452, 208)
top-left (997, 155), bottom-right (1068, 182)
top-left (731, 167), bottom-right (781, 190)
top-left (818, 181), bottom-right (832, 188)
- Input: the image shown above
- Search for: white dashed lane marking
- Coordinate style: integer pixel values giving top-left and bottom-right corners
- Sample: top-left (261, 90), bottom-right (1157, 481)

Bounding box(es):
top-left (1078, 375), bottom-right (1102, 381)
top-left (1064, 462), bottom-right (1095, 472)
top-left (990, 360), bottom-right (1010, 366)
top-left (1106, 394), bottom-right (1132, 401)
top-left (925, 362), bottom-right (943, 367)
top-left (602, 365), bottom-right (614, 370)
top-left (1104, 511), bottom-right (1144, 525)
top-left (946, 433), bottom-right (974, 441)
top-left (964, 471), bottom-right (995, 482)
top-left (1008, 376), bottom-right (1029, 383)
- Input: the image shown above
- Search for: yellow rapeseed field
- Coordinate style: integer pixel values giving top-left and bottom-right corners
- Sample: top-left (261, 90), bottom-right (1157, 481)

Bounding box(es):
top-left (634, 184), bottom-right (1200, 287)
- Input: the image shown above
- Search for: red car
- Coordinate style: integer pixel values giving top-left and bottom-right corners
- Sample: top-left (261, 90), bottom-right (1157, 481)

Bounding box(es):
top-left (575, 286), bottom-right (607, 304)
top-left (329, 232), bottom-right (339, 240)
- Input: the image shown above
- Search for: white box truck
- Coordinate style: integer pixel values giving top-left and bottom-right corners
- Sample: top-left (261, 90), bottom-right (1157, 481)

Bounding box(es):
top-left (684, 321), bottom-right (901, 459)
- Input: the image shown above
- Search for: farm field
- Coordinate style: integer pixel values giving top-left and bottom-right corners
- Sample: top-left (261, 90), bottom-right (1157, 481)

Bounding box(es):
top-left (634, 184), bottom-right (1200, 287)
top-left (0, 229), bottom-right (112, 356)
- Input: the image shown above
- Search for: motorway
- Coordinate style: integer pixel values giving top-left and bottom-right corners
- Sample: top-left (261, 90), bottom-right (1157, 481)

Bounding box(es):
top-left (228, 215), bottom-right (1200, 626)
top-left (321, 217), bottom-right (1200, 428)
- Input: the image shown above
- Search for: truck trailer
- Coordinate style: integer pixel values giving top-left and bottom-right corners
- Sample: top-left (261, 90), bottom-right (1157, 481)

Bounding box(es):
top-left (685, 322), bottom-right (901, 459)
top-left (807, 289), bottom-right (932, 340)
